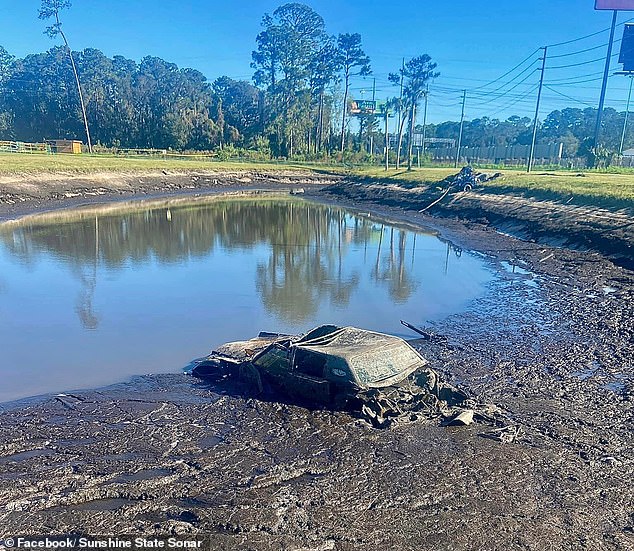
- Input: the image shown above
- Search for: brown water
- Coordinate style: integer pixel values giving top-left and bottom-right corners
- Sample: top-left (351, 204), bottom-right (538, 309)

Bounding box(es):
top-left (0, 195), bottom-right (496, 403)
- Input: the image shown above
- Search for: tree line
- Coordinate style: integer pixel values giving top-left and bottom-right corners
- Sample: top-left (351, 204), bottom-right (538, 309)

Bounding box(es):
top-left (0, 45), bottom-right (262, 151)
top-left (0, 1), bottom-right (633, 162)
top-left (425, 107), bottom-right (634, 160)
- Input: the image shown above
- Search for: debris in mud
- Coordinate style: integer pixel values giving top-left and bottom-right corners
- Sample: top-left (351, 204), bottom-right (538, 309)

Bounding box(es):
top-left (191, 324), bottom-right (496, 429)
top-left (479, 425), bottom-right (522, 443)
top-left (452, 166), bottom-right (502, 191)
top-left (444, 166), bottom-right (501, 192)
top-left (419, 166), bottom-right (501, 212)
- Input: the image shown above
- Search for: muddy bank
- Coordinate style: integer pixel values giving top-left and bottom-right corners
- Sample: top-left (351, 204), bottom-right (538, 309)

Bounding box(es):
top-left (0, 169), bottom-right (340, 220)
top-left (321, 177), bottom-right (634, 271)
top-left (1, 168), bottom-right (631, 272)
top-left (0, 171), bottom-right (633, 549)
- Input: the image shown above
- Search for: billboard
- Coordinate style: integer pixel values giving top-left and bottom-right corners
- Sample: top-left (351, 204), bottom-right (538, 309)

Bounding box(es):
top-left (595, 0), bottom-right (634, 9)
top-left (349, 100), bottom-right (376, 115)
top-left (619, 24), bottom-right (634, 70)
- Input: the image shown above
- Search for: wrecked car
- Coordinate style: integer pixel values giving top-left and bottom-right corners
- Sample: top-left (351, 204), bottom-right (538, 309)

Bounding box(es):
top-left (191, 324), bottom-right (475, 428)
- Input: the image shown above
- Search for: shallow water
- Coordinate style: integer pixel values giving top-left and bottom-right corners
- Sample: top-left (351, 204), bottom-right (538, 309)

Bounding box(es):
top-left (0, 195), bottom-right (496, 402)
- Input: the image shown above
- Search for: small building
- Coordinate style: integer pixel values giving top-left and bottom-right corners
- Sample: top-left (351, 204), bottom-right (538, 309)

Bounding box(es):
top-left (622, 148), bottom-right (634, 157)
top-left (46, 139), bottom-right (83, 154)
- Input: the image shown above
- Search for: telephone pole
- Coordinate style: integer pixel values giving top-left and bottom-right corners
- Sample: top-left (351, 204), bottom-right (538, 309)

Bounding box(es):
top-left (421, 85), bottom-right (429, 160)
top-left (594, 10), bottom-right (619, 150)
top-left (454, 90), bottom-right (466, 169)
top-left (370, 78), bottom-right (376, 157)
top-left (397, 57), bottom-right (404, 138)
top-left (528, 46), bottom-right (547, 173)
top-left (407, 103), bottom-right (416, 171)
top-left (384, 106), bottom-right (390, 171)
top-left (619, 75), bottom-right (634, 154)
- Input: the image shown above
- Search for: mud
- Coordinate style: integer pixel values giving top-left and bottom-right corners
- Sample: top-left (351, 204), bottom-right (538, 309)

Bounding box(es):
top-left (0, 169), bottom-right (339, 220)
top-left (0, 170), bottom-right (633, 550)
top-left (321, 177), bottom-right (634, 271)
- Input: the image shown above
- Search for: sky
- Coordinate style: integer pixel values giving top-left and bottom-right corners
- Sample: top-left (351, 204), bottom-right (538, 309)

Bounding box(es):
top-left (1, 0), bottom-right (634, 124)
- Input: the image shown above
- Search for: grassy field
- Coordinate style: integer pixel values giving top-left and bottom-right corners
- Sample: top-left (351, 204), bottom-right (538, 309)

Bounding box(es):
top-left (353, 166), bottom-right (634, 205)
top-left (1, 152), bottom-right (633, 205)
top-left (0, 152), bottom-right (324, 174)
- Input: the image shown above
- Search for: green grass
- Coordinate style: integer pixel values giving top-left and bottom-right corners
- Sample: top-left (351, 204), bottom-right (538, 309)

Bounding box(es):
top-left (0, 152), bottom-right (329, 174)
top-left (1, 152), bottom-right (633, 207)
top-left (351, 166), bottom-right (634, 205)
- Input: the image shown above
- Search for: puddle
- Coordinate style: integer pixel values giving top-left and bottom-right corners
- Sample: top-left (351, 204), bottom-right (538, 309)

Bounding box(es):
top-left (603, 382), bottom-right (627, 393)
top-left (72, 498), bottom-right (133, 511)
top-left (0, 448), bottom-right (51, 463)
top-left (572, 361), bottom-right (601, 381)
top-left (0, 195), bottom-right (501, 403)
top-left (499, 260), bottom-right (541, 289)
top-left (500, 261), bottom-right (534, 276)
top-left (603, 373), bottom-right (630, 394)
top-left (110, 468), bottom-right (172, 483)
top-left (198, 435), bottom-right (223, 448)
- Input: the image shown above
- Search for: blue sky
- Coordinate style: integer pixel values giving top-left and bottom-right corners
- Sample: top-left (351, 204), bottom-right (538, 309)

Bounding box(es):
top-left (1, 0), bottom-right (634, 123)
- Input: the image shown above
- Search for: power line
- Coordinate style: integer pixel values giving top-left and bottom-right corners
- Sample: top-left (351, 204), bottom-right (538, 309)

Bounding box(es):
top-left (433, 62), bottom-right (539, 102)
top-left (545, 70), bottom-right (605, 82)
top-left (548, 50), bottom-right (620, 70)
top-left (469, 69), bottom-right (539, 107)
top-left (487, 85), bottom-right (540, 114)
top-left (543, 85), bottom-right (596, 107)
top-left (546, 17), bottom-right (634, 48)
top-left (431, 83), bottom-right (541, 104)
top-left (545, 76), bottom-right (606, 87)
top-left (548, 39), bottom-right (622, 59)
top-left (469, 49), bottom-right (540, 91)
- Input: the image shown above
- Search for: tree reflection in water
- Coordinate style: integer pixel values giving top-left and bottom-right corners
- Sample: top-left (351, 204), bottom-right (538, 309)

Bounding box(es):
top-left (0, 197), bottom-right (431, 325)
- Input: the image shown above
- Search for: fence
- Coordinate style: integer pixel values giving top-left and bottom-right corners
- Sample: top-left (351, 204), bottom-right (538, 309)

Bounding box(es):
top-left (110, 148), bottom-right (168, 156)
top-left (428, 143), bottom-right (564, 165)
top-left (0, 140), bottom-right (50, 153)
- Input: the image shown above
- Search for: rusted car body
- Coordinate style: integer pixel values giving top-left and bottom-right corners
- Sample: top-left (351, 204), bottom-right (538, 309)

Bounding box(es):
top-left (191, 325), bottom-right (470, 427)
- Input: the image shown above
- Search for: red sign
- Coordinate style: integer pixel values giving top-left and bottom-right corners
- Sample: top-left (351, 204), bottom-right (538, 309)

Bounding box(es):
top-left (595, 0), bottom-right (634, 9)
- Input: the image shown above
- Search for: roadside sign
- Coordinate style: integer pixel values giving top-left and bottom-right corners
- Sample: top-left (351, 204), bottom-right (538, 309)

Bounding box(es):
top-left (350, 100), bottom-right (376, 115)
top-left (595, 0), bottom-right (634, 10)
top-left (619, 24), bottom-right (634, 69)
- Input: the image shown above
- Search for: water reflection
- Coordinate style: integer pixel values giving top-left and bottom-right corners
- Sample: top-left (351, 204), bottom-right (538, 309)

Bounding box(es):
top-left (0, 195), bottom-right (492, 402)
top-left (1, 198), bottom-right (435, 324)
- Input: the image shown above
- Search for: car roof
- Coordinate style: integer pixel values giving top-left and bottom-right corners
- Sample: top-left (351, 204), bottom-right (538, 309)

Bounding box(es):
top-left (294, 326), bottom-right (427, 388)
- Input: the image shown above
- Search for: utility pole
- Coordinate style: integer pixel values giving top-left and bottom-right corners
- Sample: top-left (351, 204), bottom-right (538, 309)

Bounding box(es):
top-left (528, 46), bottom-right (548, 173)
top-left (407, 103), bottom-right (416, 170)
top-left (594, 10), bottom-right (619, 150)
top-left (397, 58), bottom-right (404, 140)
top-left (620, 74), bottom-right (634, 154)
top-left (370, 77), bottom-right (376, 158)
top-left (384, 105), bottom-right (390, 171)
top-left (421, 85), bottom-right (429, 160)
top-left (395, 57), bottom-right (405, 168)
top-left (454, 90), bottom-right (466, 169)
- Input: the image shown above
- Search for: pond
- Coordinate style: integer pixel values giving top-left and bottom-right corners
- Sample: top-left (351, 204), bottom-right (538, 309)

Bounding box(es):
top-left (0, 195), bottom-right (496, 403)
